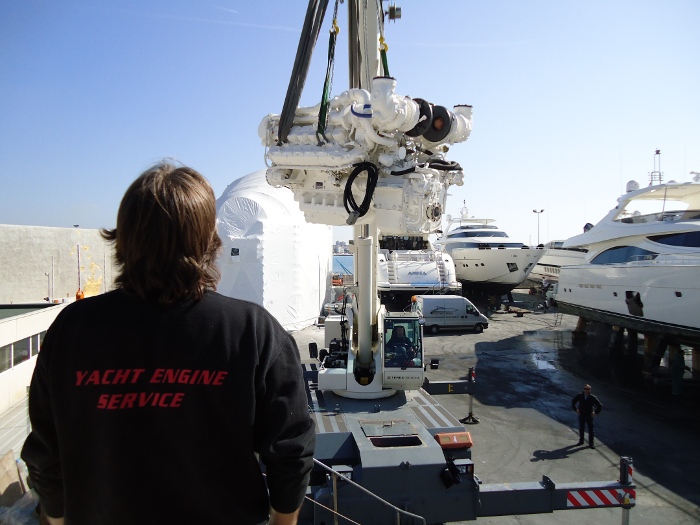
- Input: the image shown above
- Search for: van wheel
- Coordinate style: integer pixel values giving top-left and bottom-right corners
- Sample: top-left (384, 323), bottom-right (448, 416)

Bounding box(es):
top-left (429, 325), bottom-right (440, 334)
top-left (473, 323), bottom-right (484, 334)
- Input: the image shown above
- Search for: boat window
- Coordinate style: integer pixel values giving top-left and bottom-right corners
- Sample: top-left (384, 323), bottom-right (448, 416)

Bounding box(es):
top-left (447, 231), bottom-right (509, 239)
top-left (379, 236), bottom-right (429, 250)
top-left (648, 231), bottom-right (700, 247)
top-left (451, 242), bottom-right (481, 249)
top-left (591, 246), bottom-right (658, 265)
top-left (443, 241), bottom-right (526, 250)
top-left (453, 224), bottom-right (499, 231)
top-left (616, 201), bottom-right (698, 223)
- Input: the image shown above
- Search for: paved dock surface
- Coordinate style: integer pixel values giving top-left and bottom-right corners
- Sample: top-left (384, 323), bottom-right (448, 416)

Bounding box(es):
top-left (293, 293), bottom-right (700, 524)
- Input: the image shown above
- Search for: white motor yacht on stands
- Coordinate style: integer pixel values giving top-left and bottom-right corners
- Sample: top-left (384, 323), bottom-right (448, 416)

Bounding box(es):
top-left (556, 176), bottom-right (700, 345)
top-left (377, 235), bottom-right (461, 310)
top-left (528, 239), bottom-right (588, 284)
top-left (435, 204), bottom-right (543, 296)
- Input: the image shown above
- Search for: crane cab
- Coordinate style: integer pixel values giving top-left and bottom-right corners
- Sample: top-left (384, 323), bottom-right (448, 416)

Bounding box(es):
top-left (381, 311), bottom-right (425, 390)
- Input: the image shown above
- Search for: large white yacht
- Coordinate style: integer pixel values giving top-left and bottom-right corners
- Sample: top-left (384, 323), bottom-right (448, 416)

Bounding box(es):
top-left (528, 239), bottom-right (588, 284)
top-left (376, 235), bottom-right (461, 310)
top-left (556, 176), bottom-right (700, 344)
top-left (434, 205), bottom-right (543, 295)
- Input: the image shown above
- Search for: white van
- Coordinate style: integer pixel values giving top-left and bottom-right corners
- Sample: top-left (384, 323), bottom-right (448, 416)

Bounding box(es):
top-left (412, 294), bottom-right (489, 334)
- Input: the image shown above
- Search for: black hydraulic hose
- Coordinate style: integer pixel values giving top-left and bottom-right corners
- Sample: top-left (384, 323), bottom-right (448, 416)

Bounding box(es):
top-left (390, 166), bottom-right (416, 176)
top-left (343, 162), bottom-right (379, 222)
top-left (428, 159), bottom-right (462, 171)
top-left (390, 159), bottom-right (459, 176)
top-left (278, 0), bottom-right (330, 145)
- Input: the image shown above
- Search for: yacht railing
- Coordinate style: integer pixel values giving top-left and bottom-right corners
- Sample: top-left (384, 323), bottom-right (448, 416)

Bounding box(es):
top-left (387, 250), bottom-right (435, 262)
top-left (617, 209), bottom-right (700, 224)
top-left (628, 252), bottom-right (700, 265)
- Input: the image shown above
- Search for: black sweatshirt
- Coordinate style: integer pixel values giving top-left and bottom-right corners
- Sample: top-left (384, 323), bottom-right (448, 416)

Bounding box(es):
top-left (21, 290), bottom-right (315, 525)
top-left (571, 392), bottom-right (603, 416)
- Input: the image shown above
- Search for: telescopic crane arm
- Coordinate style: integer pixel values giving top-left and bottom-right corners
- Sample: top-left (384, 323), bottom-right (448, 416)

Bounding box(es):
top-left (260, 0), bottom-right (472, 396)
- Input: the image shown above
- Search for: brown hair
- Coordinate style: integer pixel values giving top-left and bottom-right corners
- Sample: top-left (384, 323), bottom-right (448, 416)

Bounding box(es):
top-left (101, 161), bottom-right (222, 304)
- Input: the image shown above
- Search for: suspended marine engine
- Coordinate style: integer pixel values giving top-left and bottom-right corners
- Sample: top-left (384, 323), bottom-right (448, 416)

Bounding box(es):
top-left (259, 76), bottom-right (471, 235)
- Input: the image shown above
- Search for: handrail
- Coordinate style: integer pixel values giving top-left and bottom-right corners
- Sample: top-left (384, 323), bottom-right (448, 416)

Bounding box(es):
top-left (310, 458), bottom-right (427, 524)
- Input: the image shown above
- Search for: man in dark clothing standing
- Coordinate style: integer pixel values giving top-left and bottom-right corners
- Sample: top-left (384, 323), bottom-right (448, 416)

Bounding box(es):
top-left (22, 162), bottom-right (315, 525)
top-left (571, 384), bottom-right (603, 448)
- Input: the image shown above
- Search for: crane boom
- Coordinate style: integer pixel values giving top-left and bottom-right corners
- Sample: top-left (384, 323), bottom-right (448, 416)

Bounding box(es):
top-left (260, 0), bottom-right (471, 397)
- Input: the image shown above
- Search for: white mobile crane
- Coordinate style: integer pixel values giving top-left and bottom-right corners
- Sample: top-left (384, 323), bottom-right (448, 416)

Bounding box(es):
top-left (260, 1), bottom-right (635, 522)
top-left (259, 0), bottom-right (469, 397)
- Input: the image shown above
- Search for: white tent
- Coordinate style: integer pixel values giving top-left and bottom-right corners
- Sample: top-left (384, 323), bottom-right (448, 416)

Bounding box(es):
top-left (215, 170), bottom-right (333, 331)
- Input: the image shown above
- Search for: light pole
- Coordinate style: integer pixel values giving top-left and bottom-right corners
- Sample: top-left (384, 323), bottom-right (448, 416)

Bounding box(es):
top-left (532, 209), bottom-right (544, 245)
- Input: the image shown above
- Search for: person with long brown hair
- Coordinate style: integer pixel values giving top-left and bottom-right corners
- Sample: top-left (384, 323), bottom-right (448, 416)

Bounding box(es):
top-left (22, 161), bottom-right (315, 525)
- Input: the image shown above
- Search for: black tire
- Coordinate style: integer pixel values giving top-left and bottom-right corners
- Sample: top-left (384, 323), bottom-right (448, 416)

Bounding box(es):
top-left (429, 325), bottom-right (440, 334)
top-left (473, 323), bottom-right (484, 334)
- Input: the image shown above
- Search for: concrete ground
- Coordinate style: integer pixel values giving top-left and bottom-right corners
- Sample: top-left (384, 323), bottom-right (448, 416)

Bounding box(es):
top-left (292, 291), bottom-right (700, 524)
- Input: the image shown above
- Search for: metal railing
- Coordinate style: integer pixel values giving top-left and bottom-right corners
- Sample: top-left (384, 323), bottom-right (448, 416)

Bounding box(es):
top-left (309, 459), bottom-right (426, 525)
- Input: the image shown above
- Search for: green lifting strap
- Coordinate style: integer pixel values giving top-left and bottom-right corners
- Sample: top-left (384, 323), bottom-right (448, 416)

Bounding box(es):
top-left (381, 48), bottom-right (390, 78)
top-left (380, 35), bottom-right (390, 78)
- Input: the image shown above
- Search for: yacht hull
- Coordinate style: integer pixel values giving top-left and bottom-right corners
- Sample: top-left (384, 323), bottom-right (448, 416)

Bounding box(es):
top-left (451, 247), bottom-right (543, 294)
top-left (557, 261), bottom-right (700, 344)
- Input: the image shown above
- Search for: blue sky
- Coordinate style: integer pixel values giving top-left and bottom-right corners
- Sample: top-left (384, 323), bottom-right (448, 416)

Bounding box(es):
top-left (1, 1), bottom-right (698, 245)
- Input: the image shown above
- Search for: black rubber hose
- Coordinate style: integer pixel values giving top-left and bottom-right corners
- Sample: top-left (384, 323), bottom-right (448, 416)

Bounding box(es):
top-left (428, 159), bottom-right (462, 171)
top-left (343, 162), bottom-right (379, 219)
top-left (390, 166), bottom-right (416, 176)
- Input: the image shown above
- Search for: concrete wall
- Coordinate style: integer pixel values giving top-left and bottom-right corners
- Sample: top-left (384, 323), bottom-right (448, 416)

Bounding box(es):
top-left (0, 225), bottom-right (116, 304)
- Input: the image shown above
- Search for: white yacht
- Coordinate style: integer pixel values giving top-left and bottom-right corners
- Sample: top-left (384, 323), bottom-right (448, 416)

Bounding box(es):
top-left (529, 239), bottom-right (588, 284)
top-left (377, 235), bottom-right (461, 309)
top-left (556, 177), bottom-right (700, 344)
top-left (435, 205), bottom-right (543, 295)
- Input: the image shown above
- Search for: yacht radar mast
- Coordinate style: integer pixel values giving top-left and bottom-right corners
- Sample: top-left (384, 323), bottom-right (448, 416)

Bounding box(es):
top-left (649, 148), bottom-right (663, 185)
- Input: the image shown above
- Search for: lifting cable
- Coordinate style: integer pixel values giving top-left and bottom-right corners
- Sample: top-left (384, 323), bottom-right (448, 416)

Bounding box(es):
top-left (317, 0), bottom-right (341, 144)
top-left (344, 162), bottom-right (379, 224)
top-left (278, 0), bottom-right (331, 145)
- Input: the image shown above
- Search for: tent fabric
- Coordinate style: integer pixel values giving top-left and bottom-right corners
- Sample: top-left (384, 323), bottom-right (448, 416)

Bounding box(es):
top-left (216, 170), bottom-right (332, 331)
